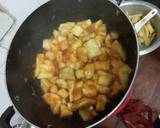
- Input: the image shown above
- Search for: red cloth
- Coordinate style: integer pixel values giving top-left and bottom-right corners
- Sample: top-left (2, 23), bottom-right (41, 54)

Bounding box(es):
top-left (118, 100), bottom-right (154, 128)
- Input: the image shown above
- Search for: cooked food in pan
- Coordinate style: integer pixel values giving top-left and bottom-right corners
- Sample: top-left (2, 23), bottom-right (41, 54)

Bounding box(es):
top-left (34, 19), bottom-right (131, 121)
top-left (130, 14), bottom-right (156, 46)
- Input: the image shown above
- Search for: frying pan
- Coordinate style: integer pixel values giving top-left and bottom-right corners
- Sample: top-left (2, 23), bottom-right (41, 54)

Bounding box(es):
top-left (3, 0), bottom-right (139, 127)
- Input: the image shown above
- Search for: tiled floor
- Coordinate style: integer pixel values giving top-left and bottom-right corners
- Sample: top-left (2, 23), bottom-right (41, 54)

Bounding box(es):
top-left (0, 0), bottom-right (49, 115)
top-left (36, 0), bottom-right (50, 5)
top-left (0, 0), bottom-right (49, 67)
top-left (0, 0), bottom-right (49, 50)
top-left (0, 48), bottom-right (7, 69)
top-left (0, 73), bottom-right (12, 115)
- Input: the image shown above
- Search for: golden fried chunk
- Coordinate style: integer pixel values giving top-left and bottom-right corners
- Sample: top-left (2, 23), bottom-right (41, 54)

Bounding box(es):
top-left (58, 22), bottom-right (75, 36)
top-left (85, 80), bottom-right (95, 86)
top-left (92, 74), bottom-right (99, 83)
top-left (85, 39), bottom-right (101, 58)
top-left (97, 70), bottom-right (108, 76)
top-left (43, 39), bottom-right (53, 50)
top-left (97, 24), bottom-right (106, 36)
top-left (48, 77), bottom-right (58, 84)
top-left (93, 20), bottom-right (106, 37)
top-left (60, 67), bottom-right (75, 80)
top-left (75, 69), bottom-right (84, 79)
top-left (72, 38), bottom-right (82, 50)
top-left (56, 79), bottom-right (68, 89)
top-left (70, 82), bottom-right (83, 101)
top-left (109, 81), bottom-right (124, 98)
top-left (43, 93), bottom-right (61, 115)
top-left (37, 72), bottom-right (53, 79)
top-left (57, 89), bottom-right (69, 99)
top-left (36, 60), bottom-right (55, 79)
top-left (119, 64), bottom-right (132, 86)
top-left (40, 79), bottom-right (52, 93)
top-left (50, 85), bottom-right (58, 93)
top-left (60, 104), bottom-right (73, 118)
top-left (98, 48), bottom-right (108, 61)
top-left (111, 59), bottom-right (124, 70)
top-left (84, 64), bottom-right (94, 79)
top-left (82, 85), bottom-right (97, 98)
top-left (67, 102), bottom-right (77, 111)
top-left (105, 34), bottom-right (113, 48)
top-left (72, 25), bottom-right (83, 37)
top-left (76, 81), bottom-right (84, 88)
top-left (68, 81), bottom-right (83, 102)
top-left (110, 31), bottom-right (119, 40)
top-left (75, 61), bottom-right (84, 70)
top-left (55, 50), bottom-right (63, 64)
top-left (62, 98), bottom-right (67, 105)
top-left (105, 48), bottom-right (120, 59)
top-left (68, 81), bottom-right (75, 102)
top-left (80, 31), bottom-right (96, 42)
top-left (45, 51), bottom-right (55, 61)
top-left (53, 30), bottom-right (60, 39)
top-left (93, 20), bottom-right (103, 30)
top-left (74, 98), bottom-right (96, 109)
top-left (94, 61), bottom-right (110, 71)
top-left (59, 62), bottom-right (66, 69)
top-left (50, 94), bottom-right (61, 115)
top-left (59, 41), bottom-right (68, 50)
top-left (50, 94), bottom-right (61, 114)
top-left (96, 95), bottom-right (107, 111)
top-left (57, 35), bottom-right (67, 42)
top-left (77, 46), bottom-right (88, 63)
top-left (39, 64), bottom-right (54, 73)
top-left (95, 35), bottom-right (104, 45)
top-left (35, 54), bottom-right (45, 63)
top-left (35, 54), bottom-right (45, 77)
top-left (73, 88), bottom-right (83, 101)
top-left (78, 19), bottom-right (92, 29)
top-left (42, 93), bottom-right (51, 105)
top-left (79, 107), bottom-right (97, 121)
top-left (111, 40), bottom-right (126, 61)
top-left (96, 85), bottom-right (110, 95)
top-left (98, 73), bottom-right (112, 86)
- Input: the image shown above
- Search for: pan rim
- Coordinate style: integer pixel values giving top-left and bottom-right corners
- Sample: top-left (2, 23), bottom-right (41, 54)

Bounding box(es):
top-left (4, 0), bottom-right (139, 128)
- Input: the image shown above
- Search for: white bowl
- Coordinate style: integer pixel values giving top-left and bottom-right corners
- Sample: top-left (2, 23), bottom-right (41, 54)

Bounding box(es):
top-left (120, 0), bottom-right (160, 55)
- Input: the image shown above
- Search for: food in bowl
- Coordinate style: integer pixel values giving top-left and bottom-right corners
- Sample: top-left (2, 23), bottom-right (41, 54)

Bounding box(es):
top-left (34, 19), bottom-right (131, 121)
top-left (130, 14), bottom-right (156, 46)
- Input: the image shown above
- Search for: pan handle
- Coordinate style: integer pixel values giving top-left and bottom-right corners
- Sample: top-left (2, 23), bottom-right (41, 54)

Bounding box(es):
top-left (0, 106), bottom-right (15, 128)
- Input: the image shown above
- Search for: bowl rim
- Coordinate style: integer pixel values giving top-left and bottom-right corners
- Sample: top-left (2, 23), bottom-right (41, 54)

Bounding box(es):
top-left (120, 0), bottom-right (160, 56)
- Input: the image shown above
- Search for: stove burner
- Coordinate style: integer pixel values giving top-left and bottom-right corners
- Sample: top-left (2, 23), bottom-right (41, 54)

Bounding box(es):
top-left (12, 120), bottom-right (32, 128)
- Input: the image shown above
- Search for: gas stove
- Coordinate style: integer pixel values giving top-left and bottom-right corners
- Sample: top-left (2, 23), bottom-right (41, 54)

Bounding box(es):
top-left (0, 0), bottom-right (160, 128)
top-left (0, 0), bottom-right (48, 128)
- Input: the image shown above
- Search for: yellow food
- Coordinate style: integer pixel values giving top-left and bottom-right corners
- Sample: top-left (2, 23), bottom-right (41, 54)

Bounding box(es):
top-left (34, 19), bottom-right (131, 121)
top-left (130, 14), bottom-right (156, 46)
top-left (79, 107), bottom-right (97, 121)
top-left (82, 85), bottom-right (97, 98)
top-left (60, 104), bottom-right (73, 118)
top-left (98, 73), bottom-right (112, 86)
top-left (96, 95), bottom-right (107, 111)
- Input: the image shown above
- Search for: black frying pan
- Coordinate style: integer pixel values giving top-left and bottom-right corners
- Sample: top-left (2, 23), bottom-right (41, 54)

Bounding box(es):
top-left (5, 0), bottom-right (138, 127)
